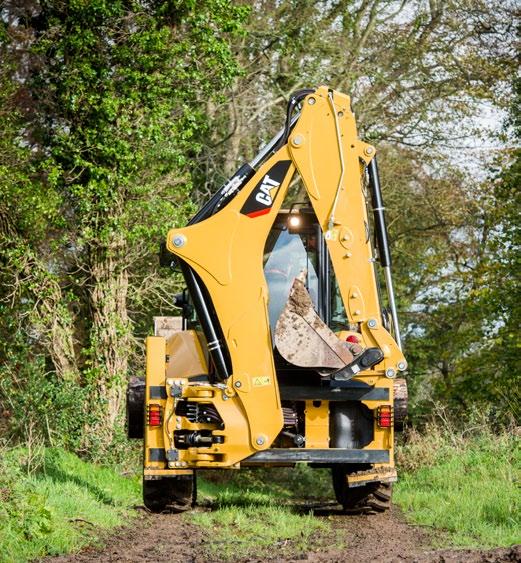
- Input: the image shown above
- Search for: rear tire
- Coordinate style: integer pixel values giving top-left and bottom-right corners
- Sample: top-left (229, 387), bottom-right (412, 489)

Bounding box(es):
top-left (143, 474), bottom-right (195, 513)
top-left (126, 377), bottom-right (145, 439)
top-left (332, 467), bottom-right (392, 513)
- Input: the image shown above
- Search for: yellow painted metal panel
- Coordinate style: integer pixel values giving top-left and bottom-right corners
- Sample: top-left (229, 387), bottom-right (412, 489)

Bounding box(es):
top-left (304, 400), bottom-right (330, 448)
top-left (165, 330), bottom-right (208, 379)
top-left (144, 336), bottom-right (166, 469)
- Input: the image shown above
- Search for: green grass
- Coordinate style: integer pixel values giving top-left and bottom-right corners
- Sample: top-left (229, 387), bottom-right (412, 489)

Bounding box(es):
top-left (189, 465), bottom-right (332, 560)
top-left (190, 425), bottom-right (521, 558)
top-left (395, 423), bottom-right (521, 548)
top-left (2, 422), bottom-right (517, 561)
top-left (0, 446), bottom-right (141, 562)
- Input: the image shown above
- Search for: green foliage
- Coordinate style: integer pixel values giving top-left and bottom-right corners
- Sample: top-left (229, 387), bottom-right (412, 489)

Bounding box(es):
top-left (0, 0), bottom-right (248, 455)
top-left (0, 447), bottom-right (140, 562)
top-left (402, 81), bottom-right (521, 422)
top-left (0, 301), bottom-right (88, 451)
top-left (28, 0), bottom-right (248, 234)
top-left (395, 419), bottom-right (521, 548)
top-left (0, 364), bottom-right (91, 451)
top-left (0, 0), bottom-right (518, 461)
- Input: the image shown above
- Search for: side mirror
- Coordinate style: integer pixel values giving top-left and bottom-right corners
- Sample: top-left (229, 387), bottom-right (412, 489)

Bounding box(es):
top-left (174, 292), bottom-right (187, 307)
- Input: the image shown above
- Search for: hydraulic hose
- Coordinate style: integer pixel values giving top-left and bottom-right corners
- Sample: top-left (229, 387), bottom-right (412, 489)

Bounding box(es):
top-left (179, 260), bottom-right (231, 381)
top-left (367, 158), bottom-right (402, 349)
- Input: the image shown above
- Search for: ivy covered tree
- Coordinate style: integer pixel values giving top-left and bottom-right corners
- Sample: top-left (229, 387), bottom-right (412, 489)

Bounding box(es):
top-left (0, 0), bottom-right (248, 453)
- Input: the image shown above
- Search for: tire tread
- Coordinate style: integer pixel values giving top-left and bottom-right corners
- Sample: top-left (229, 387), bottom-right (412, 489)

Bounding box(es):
top-left (332, 468), bottom-right (392, 514)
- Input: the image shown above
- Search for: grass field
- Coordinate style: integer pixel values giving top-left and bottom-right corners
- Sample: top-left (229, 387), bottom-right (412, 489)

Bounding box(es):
top-left (0, 446), bottom-right (140, 563)
top-left (1, 421), bottom-right (518, 561)
top-left (395, 423), bottom-right (521, 548)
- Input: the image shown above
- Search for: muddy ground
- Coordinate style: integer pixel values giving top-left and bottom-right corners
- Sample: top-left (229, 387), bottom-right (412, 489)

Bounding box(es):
top-left (46, 502), bottom-right (520, 563)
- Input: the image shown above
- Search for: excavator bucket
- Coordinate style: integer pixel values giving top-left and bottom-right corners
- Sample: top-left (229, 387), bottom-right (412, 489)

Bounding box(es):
top-left (274, 276), bottom-right (357, 369)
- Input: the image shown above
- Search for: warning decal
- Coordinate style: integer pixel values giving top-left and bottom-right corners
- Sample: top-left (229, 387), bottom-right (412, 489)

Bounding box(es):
top-left (252, 376), bottom-right (271, 387)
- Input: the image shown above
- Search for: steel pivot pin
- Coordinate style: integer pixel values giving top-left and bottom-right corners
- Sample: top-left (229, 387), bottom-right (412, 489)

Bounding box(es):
top-left (172, 234), bottom-right (186, 248)
top-left (292, 134), bottom-right (304, 147)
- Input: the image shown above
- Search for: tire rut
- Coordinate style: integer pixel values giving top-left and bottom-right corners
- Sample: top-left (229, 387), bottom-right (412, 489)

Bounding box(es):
top-left (44, 504), bottom-right (520, 563)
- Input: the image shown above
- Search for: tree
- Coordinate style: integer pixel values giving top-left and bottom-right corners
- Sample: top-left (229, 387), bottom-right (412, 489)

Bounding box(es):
top-left (194, 0), bottom-right (518, 420)
top-left (0, 0), bottom-right (248, 453)
top-left (196, 0), bottom-right (516, 196)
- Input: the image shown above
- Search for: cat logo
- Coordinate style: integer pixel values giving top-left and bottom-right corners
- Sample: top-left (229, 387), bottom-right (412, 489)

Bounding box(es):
top-left (240, 160), bottom-right (292, 218)
top-left (254, 174), bottom-right (280, 207)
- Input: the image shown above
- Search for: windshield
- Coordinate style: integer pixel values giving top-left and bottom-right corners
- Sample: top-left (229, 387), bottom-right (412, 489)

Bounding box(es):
top-left (263, 227), bottom-right (318, 336)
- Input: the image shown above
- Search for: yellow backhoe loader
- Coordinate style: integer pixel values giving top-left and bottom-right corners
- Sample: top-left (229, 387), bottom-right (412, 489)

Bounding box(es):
top-left (127, 86), bottom-right (408, 513)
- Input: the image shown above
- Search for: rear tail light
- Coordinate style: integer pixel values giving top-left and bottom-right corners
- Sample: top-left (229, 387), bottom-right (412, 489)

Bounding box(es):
top-left (147, 404), bottom-right (162, 427)
top-left (376, 405), bottom-right (393, 428)
top-left (346, 334), bottom-right (360, 344)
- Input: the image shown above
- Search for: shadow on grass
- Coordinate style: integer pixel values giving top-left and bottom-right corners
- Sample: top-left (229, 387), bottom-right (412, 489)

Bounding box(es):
top-left (39, 451), bottom-right (117, 507)
top-left (291, 500), bottom-right (347, 516)
top-left (199, 491), bottom-right (344, 517)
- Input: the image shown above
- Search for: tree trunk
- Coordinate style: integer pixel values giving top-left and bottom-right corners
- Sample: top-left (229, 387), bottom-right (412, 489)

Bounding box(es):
top-left (0, 208), bottom-right (81, 382)
top-left (39, 283), bottom-right (80, 382)
top-left (88, 233), bottom-right (131, 435)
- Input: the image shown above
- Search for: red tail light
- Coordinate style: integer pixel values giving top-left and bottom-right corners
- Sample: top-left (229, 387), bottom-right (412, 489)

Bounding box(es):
top-left (376, 405), bottom-right (393, 428)
top-left (147, 404), bottom-right (162, 427)
top-left (346, 335), bottom-right (360, 344)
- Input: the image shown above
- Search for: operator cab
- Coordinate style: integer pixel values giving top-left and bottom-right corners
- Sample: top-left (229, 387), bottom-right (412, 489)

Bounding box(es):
top-left (262, 208), bottom-right (361, 386)
top-left (264, 208), bottom-right (349, 336)
top-left (179, 207), bottom-right (358, 381)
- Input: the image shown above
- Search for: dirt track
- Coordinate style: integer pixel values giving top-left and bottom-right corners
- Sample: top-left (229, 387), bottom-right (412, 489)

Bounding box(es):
top-left (46, 502), bottom-right (520, 563)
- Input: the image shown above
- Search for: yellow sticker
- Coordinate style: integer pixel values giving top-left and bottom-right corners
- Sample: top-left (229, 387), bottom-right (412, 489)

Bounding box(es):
top-left (252, 376), bottom-right (271, 387)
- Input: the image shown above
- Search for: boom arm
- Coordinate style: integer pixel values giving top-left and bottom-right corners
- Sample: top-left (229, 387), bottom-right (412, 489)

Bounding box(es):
top-left (166, 86), bottom-right (406, 463)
